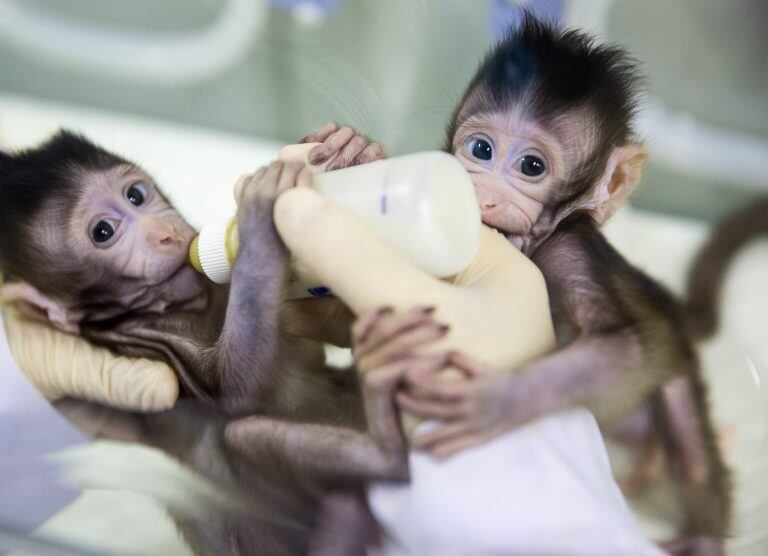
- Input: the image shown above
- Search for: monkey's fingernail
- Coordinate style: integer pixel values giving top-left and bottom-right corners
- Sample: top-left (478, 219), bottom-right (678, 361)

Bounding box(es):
top-left (438, 324), bottom-right (450, 334)
top-left (298, 136), bottom-right (309, 144)
top-left (376, 306), bottom-right (394, 316)
top-left (310, 152), bottom-right (328, 165)
top-left (421, 306), bottom-right (436, 315)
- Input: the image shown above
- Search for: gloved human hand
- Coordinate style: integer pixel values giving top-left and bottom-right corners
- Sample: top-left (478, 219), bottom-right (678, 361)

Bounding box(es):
top-left (272, 184), bottom-right (556, 432)
top-left (2, 307), bottom-right (178, 412)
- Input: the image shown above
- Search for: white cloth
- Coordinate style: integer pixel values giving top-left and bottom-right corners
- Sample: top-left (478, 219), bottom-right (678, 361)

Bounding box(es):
top-left (0, 314), bottom-right (87, 533)
top-left (368, 408), bottom-right (662, 556)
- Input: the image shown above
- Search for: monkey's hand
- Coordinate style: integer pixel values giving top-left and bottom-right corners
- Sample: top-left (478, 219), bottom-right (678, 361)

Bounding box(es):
top-left (3, 308), bottom-right (178, 411)
top-left (224, 309), bottom-right (454, 481)
top-left (231, 160), bottom-right (313, 294)
top-left (398, 351), bottom-right (528, 457)
top-left (235, 160), bottom-right (313, 246)
top-left (220, 161), bottom-right (314, 379)
top-left (352, 306), bottom-right (452, 380)
top-left (298, 122), bottom-right (386, 171)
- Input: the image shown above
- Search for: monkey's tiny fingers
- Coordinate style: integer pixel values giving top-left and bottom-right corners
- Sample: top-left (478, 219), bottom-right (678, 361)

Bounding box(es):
top-left (233, 173), bottom-right (251, 203)
top-left (298, 122), bottom-right (340, 144)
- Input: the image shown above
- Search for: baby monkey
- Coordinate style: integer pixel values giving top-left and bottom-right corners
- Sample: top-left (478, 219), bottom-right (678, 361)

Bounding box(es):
top-left (306, 13), bottom-right (730, 555)
top-left (0, 131), bottom-right (436, 554)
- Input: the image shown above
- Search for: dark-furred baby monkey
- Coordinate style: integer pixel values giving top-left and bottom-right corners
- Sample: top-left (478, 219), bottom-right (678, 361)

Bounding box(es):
top-left (424, 15), bottom-right (729, 555)
top-left (0, 131), bottom-right (424, 555)
top-left (305, 14), bottom-right (730, 555)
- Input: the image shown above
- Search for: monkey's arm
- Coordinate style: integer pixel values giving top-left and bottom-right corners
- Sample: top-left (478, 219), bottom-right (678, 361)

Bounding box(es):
top-left (402, 226), bottom-right (687, 451)
top-left (214, 162), bottom-right (311, 397)
top-left (226, 307), bottom-right (454, 482)
top-left (224, 308), bottom-right (452, 482)
top-left (525, 226), bottom-right (690, 423)
top-left (399, 330), bottom-right (652, 457)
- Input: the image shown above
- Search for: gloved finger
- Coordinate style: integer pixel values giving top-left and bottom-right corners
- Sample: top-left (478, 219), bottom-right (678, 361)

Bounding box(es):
top-left (5, 313), bottom-right (178, 412)
top-left (73, 347), bottom-right (179, 412)
top-left (233, 166), bottom-right (267, 204)
top-left (274, 187), bottom-right (437, 316)
top-left (278, 143), bottom-right (327, 174)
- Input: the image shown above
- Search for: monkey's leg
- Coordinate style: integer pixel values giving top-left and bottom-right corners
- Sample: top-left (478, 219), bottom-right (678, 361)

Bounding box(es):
top-left (224, 361), bottom-right (410, 482)
top-left (658, 375), bottom-right (730, 554)
top-left (611, 397), bottom-right (665, 496)
top-left (307, 489), bottom-right (374, 556)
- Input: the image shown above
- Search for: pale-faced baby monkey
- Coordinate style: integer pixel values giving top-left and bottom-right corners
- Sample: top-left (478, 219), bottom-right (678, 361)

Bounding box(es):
top-left (0, 131), bottom-right (443, 555)
top-left (305, 13), bottom-right (730, 555)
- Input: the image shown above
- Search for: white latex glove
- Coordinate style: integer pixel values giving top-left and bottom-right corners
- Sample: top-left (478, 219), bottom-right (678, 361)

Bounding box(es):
top-left (2, 308), bottom-right (178, 412)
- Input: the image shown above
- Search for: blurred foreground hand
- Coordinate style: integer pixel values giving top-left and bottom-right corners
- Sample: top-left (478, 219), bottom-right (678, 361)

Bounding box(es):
top-left (3, 309), bottom-right (178, 412)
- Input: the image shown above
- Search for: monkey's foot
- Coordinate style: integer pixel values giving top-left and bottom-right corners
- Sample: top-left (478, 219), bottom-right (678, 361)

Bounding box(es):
top-left (619, 439), bottom-right (664, 497)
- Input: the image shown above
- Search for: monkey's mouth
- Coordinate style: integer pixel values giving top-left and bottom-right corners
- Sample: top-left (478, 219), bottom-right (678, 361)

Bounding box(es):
top-left (153, 263), bottom-right (207, 308)
top-left (150, 248), bottom-right (204, 292)
top-left (163, 260), bottom-right (201, 288)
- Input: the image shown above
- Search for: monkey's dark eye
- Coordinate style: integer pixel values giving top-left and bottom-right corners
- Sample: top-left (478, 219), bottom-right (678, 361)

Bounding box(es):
top-left (92, 220), bottom-right (115, 244)
top-left (126, 183), bottom-right (147, 206)
top-left (469, 139), bottom-right (493, 161)
top-left (519, 155), bottom-right (546, 178)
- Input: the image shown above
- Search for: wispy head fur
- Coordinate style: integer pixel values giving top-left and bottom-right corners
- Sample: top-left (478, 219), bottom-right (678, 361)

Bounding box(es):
top-left (445, 11), bottom-right (643, 151)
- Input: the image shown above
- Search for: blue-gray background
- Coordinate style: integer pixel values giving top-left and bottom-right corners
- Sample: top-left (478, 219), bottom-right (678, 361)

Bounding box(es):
top-left (0, 0), bottom-right (765, 220)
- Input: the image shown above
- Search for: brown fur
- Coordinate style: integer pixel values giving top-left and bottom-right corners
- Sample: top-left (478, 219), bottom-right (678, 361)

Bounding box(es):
top-left (685, 197), bottom-right (768, 340)
top-left (439, 13), bottom-right (731, 550)
top-left (1, 134), bottom-right (407, 555)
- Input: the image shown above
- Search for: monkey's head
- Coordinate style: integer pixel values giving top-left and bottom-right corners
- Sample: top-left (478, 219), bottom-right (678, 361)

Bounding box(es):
top-left (446, 13), bottom-right (646, 253)
top-left (0, 131), bottom-right (205, 331)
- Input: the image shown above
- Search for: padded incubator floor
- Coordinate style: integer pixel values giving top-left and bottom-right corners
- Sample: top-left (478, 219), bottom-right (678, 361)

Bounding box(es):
top-left (1, 94), bottom-right (766, 555)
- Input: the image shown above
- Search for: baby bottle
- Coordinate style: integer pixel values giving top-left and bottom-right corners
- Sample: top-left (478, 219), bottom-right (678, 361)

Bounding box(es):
top-left (189, 148), bottom-right (481, 297)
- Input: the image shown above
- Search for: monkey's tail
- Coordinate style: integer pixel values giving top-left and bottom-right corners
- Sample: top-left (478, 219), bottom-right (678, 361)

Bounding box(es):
top-left (683, 197), bottom-right (768, 340)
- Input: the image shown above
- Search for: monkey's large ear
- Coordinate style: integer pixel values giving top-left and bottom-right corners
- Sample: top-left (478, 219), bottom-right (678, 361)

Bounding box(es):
top-left (591, 145), bottom-right (647, 223)
top-left (0, 282), bottom-right (82, 333)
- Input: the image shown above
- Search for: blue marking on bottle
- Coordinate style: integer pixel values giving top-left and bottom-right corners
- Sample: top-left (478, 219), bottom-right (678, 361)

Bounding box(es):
top-left (308, 286), bottom-right (332, 297)
top-left (379, 172), bottom-right (389, 215)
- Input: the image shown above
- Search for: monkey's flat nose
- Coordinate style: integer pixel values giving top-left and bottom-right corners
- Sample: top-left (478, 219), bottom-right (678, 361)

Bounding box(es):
top-left (148, 224), bottom-right (182, 248)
